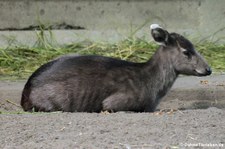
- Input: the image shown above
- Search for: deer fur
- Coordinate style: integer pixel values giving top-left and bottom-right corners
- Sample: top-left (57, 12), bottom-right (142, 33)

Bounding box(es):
top-left (21, 24), bottom-right (211, 112)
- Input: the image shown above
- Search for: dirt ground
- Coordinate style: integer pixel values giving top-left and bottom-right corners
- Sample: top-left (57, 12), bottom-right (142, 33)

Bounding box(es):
top-left (0, 77), bottom-right (225, 149)
top-left (0, 108), bottom-right (224, 149)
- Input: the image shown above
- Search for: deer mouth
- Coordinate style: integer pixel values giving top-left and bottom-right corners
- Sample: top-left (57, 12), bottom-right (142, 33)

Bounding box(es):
top-left (194, 68), bottom-right (212, 76)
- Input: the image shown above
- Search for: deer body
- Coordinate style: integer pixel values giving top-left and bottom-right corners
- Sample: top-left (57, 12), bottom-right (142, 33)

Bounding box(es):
top-left (21, 24), bottom-right (211, 112)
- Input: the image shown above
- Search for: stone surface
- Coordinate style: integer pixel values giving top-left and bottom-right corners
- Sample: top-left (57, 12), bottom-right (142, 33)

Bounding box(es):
top-left (0, 0), bottom-right (225, 46)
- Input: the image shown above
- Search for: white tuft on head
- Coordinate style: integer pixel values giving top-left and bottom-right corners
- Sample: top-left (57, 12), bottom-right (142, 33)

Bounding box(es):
top-left (150, 24), bottom-right (162, 30)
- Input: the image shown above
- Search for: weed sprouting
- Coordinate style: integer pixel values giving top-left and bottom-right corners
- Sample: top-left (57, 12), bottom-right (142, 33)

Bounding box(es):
top-left (0, 29), bottom-right (224, 79)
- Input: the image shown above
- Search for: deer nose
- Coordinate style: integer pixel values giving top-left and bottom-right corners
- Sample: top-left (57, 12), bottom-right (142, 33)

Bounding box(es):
top-left (206, 67), bottom-right (212, 75)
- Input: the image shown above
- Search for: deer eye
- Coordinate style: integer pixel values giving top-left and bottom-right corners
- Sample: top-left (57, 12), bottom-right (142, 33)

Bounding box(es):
top-left (183, 51), bottom-right (192, 59)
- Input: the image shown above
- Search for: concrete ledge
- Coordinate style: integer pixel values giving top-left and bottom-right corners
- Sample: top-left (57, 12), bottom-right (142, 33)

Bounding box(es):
top-left (0, 0), bottom-right (225, 46)
top-left (1, 75), bottom-right (225, 112)
top-left (0, 30), bottom-right (127, 47)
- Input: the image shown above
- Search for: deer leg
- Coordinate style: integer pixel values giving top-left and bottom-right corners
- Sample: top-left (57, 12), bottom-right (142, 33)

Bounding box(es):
top-left (102, 93), bottom-right (143, 112)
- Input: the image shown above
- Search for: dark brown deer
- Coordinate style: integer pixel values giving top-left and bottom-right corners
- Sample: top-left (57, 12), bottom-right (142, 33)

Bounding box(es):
top-left (21, 24), bottom-right (211, 112)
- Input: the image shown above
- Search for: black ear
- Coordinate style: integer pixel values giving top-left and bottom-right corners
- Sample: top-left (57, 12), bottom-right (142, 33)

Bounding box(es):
top-left (150, 24), bottom-right (169, 46)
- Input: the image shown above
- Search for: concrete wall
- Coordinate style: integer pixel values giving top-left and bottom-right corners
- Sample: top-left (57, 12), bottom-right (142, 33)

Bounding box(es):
top-left (0, 0), bottom-right (225, 46)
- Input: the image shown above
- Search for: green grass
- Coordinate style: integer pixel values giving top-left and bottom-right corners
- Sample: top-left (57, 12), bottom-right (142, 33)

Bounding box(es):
top-left (0, 36), bottom-right (225, 79)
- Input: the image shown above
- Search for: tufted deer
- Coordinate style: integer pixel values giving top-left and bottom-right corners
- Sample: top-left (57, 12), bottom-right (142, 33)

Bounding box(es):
top-left (21, 24), bottom-right (211, 112)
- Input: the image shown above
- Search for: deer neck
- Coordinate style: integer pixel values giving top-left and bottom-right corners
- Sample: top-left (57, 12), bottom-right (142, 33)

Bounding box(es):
top-left (143, 47), bottom-right (178, 101)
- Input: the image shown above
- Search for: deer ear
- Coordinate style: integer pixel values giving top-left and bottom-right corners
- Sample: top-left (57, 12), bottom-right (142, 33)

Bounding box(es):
top-left (150, 24), bottom-right (169, 46)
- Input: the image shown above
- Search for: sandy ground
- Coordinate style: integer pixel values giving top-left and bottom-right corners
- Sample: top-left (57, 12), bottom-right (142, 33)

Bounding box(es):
top-left (0, 108), bottom-right (225, 149)
top-left (0, 76), bottom-right (225, 149)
